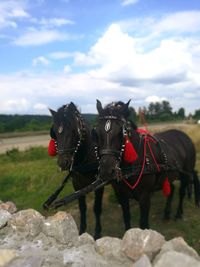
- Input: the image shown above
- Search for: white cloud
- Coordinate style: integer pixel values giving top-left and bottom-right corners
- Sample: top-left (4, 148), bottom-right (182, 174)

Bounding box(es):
top-left (39, 18), bottom-right (74, 27)
top-left (49, 51), bottom-right (72, 59)
top-left (121, 0), bottom-right (139, 6)
top-left (0, 98), bottom-right (30, 113)
top-left (0, 0), bottom-right (30, 29)
top-left (1, 10), bottom-right (200, 115)
top-left (32, 56), bottom-right (50, 66)
top-left (14, 29), bottom-right (69, 46)
top-left (9, 9), bottom-right (30, 18)
top-left (154, 11), bottom-right (200, 34)
top-left (145, 96), bottom-right (167, 103)
top-left (33, 103), bottom-right (47, 111)
top-left (63, 65), bottom-right (72, 73)
top-left (119, 11), bottom-right (200, 37)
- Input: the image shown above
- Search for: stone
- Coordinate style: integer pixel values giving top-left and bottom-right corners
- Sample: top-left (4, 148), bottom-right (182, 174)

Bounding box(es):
top-left (78, 232), bottom-right (95, 246)
top-left (0, 201), bottom-right (17, 214)
top-left (0, 210), bottom-right (12, 229)
top-left (96, 236), bottom-right (132, 267)
top-left (63, 244), bottom-right (108, 267)
top-left (7, 256), bottom-right (43, 267)
top-left (42, 211), bottom-right (79, 246)
top-left (156, 237), bottom-right (200, 261)
top-left (121, 228), bottom-right (165, 261)
top-left (133, 254), bottom-right (152, 267)
top-left (154, 251), bottom-right (200, 267)
top-left (0, 249), bottom-right (18, 267)
top-left (9, 209), bottom-right (44, 238)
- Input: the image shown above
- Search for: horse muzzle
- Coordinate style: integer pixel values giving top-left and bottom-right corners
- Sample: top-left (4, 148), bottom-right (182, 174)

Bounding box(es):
top-left (57, 154), bottom-right (72, 171)
top-left (98, 155), bottom-right (121, 181)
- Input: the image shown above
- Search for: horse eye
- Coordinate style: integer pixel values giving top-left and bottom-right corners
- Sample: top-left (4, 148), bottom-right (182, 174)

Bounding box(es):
top-left (58, 124), bottom-right (63, 134)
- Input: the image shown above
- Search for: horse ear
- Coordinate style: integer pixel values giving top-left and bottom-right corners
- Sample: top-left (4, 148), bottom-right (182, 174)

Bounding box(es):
top-left (125, 99), bottom-right (131, 108)
top-left (96, 99), bottom-right (103, 115)
top-left (49, 108), bottom-right (57, 117)
top-left (121, 99), bottom-right (131, 118)
top-left (68, 102), bottom-right (77, 112)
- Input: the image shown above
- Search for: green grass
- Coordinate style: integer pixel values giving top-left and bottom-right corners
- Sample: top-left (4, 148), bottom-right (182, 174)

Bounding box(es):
top-left (0, 124), bottom-right (200, 253)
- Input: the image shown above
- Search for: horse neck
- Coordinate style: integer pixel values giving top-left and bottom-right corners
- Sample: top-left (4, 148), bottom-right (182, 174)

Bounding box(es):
top-left (130, 130), bottom-right (142, 153)
top-left (74, 118), bottom-right (95, 165)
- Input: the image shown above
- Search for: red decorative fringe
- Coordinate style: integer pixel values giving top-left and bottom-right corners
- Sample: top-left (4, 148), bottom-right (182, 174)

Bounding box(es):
top-left (162, 177), bottom-right (171, 197)
top-left (123, 136), bottom-right (138, 164)
top-left (48, 139), bottom-right (57, 156)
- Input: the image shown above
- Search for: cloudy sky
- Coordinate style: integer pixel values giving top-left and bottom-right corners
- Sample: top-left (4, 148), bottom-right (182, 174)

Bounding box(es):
top-left (0, 0), bottom-right (200, 115)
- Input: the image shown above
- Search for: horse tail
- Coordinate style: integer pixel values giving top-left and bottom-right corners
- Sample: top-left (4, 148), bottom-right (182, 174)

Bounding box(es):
top-left (193, 170), bottom-right (200, 207)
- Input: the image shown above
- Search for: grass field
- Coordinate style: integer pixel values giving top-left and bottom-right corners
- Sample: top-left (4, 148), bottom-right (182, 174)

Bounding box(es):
top-left (0, 123), bottom-right (200, 252)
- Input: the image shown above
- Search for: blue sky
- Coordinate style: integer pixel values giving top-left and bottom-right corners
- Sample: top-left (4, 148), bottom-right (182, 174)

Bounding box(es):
top-left (0, 0), bottom-right (200, 115)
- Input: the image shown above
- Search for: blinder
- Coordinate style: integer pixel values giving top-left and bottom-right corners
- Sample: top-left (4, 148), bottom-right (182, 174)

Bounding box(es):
top-left (95, 115), bottom-right (130, 161)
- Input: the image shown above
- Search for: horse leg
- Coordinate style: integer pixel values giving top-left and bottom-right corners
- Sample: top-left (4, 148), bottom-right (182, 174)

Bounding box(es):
top-left (192, 170), bottom-right (200, 207)
top-left (78, 196), bottom-right (87, 235)
top-left (93, 187), bottom-right (104, 240)
top-left (175, 175), bottom-right (187, 219)
top-left (116, 193), bottom-right (131, 230)
top-left (139, 193), bottom-right (151, 229)
top-left (163, 183), bottom-right (175, 220)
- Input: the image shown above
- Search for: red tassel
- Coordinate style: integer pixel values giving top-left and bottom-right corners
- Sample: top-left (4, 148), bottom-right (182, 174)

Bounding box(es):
top-left (162, 177), bottom-right (171, 197)
top-left (123, 136), bottom-right (138, 163)
top-left (48, 139), bottom-right (57, 156)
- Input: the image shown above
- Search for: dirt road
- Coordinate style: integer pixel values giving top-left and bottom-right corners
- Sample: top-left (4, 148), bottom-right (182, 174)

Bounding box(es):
top-left (0, 134), bottom-right (50, 154)
top-left (0, 122), bottom-right (194, 154)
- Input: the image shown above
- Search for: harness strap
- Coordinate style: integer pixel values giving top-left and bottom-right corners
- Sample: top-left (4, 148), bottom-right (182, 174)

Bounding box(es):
top-left (43, 172), bottom-right (71, 210)
top-left (123, 135), bottom-right (147, 190)
top-left (122, 131), bottom-right (161, 190)
top-left (100, 149), bottom-right (120, 156)
top-left (50, 179), bottom-right (109, 209)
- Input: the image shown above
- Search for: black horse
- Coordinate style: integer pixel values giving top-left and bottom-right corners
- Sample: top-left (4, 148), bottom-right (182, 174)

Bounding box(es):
top-left (93, 100), bottom-right (200, 229)
top-left (48, 102), bottom-right (104, 239)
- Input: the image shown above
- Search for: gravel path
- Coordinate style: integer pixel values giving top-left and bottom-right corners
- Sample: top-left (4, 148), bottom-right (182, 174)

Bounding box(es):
top-left (0, 134), bottom-right (49, 154)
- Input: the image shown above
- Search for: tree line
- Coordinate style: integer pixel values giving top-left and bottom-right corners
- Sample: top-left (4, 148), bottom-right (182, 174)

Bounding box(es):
top-left (0, 101), bottom-right (199, 133)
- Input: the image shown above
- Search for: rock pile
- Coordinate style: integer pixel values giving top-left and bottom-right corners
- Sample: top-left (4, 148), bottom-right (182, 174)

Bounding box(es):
top-left (0, 201), bottom-right (200, 267)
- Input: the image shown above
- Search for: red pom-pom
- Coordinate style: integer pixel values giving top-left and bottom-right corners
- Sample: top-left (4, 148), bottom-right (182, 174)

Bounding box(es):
top-left (48, 139), bottom-right (57, 156)
top-left (123, 136), bottom-right (138, 163)
top-left (163, 177), bottom-right (171, 197)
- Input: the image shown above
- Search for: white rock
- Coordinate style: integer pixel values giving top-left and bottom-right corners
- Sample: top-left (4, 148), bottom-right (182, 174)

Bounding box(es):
top-left (154, 251), bottom-right (200, 267)
top-left (122, 228), bottom-right (165, 261)
top-left (9, 209), bottom-right (44, 238)
top-left (0, 249), bottom-right (18, 267)
top-left (0, 210), bottom-right (11, 229)
top-left (42, 211), bottom-right (79, 246)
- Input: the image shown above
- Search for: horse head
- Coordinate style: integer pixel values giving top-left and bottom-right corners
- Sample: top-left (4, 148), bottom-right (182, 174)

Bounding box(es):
top-left (94, 99), bottom-right (133, 181)
top-left (49, 102), bottom-right (85, 171)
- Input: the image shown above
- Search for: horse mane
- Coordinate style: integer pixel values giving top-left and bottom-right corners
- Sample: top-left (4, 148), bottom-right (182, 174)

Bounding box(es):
top-left (103, 101), bottom-right (137, 130)
top-left (56, 103), bottom-right (80, 125)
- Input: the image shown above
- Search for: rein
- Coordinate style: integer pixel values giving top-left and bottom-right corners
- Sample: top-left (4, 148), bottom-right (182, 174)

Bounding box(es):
top-left (43, 171), bottom-right (71, 210)
top-left (57, 108), bottom-right (86, 171)
top-left (122, 131), bottom-right (161, 190)
top-left (48, 178), bottom-right (109, 209)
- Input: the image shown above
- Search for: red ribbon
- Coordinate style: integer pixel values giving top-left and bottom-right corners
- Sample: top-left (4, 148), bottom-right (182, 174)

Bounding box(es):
top-left (162, 177), bottom-right (171, 197)
top-left (48, 139), bottom-right (57, 156)
top-left (123, 135), bottom-right (138, 163)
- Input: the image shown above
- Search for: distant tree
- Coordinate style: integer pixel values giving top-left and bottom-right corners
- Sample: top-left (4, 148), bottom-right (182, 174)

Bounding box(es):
top-left (177, 107), bottom-right (185, 119)
top-left (193, 109), bottom-right (200, 119)
top-left (147, 100), bottom-right (173, 121)
top-left (161, 101), bottom-right (172, 115)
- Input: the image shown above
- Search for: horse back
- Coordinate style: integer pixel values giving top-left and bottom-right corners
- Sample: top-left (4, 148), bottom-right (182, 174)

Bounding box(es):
top-left (154, 129), bottom-right (196, 172)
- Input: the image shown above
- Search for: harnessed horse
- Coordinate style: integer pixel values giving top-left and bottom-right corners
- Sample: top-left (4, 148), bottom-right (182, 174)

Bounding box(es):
top-left (93, 100), bottom-right (200, 229)
top-left (44, 102), bottom-right (104, 239)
